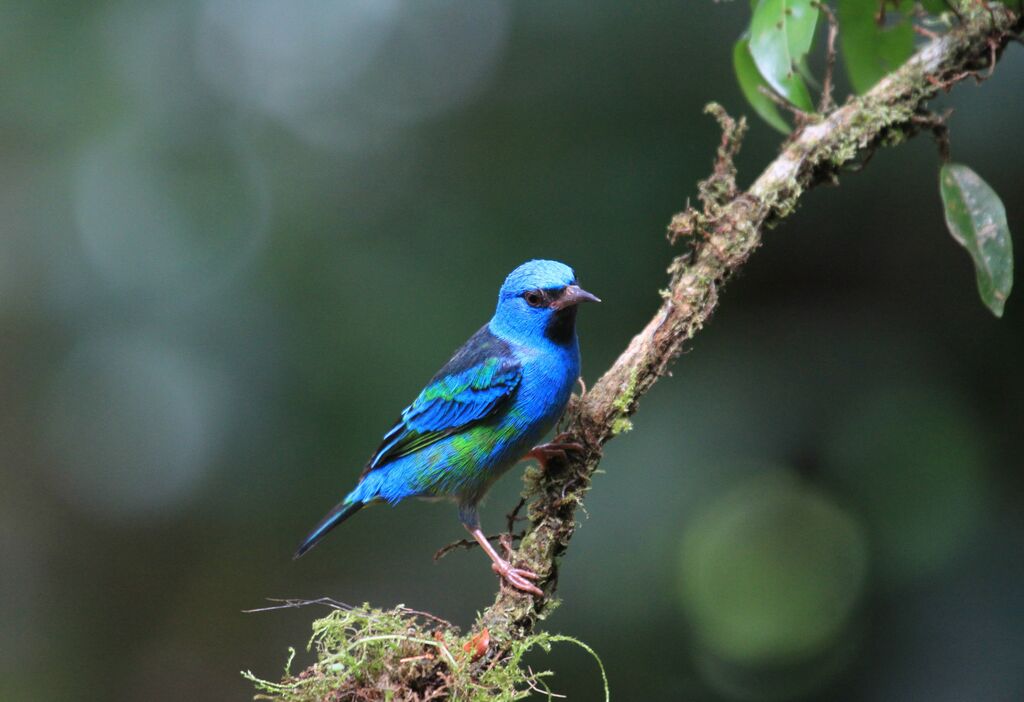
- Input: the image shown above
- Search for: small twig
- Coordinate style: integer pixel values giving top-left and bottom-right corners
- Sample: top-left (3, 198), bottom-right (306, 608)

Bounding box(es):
top-left (244, 597), bottom-right (456, 630)
top-left (985, 36), bottom-right (999, 77)
top-left (498, 533), bottom-right (514, 560)
top-left (396, 606), bottom-right (457, 629)
top-left (399, 654), bottom-right (434, 664)
top-left (756, 86), bottom-right (814, 127)
top-left (243, 597), bottom-right (354, 614)
top-left (433, 537), bottom-right (492, 561)
top-left (911, 109), bottom-right (952, 161)
top-left (926, 70), bottom-right (973, 91)
top-left (700, 103), bottom-right (748, 207)
top-left (433, 531), bottom-right (524, 561)
top-left (506, 496), bottom-right (527, 534)
top-left (815, 1), bottom-right (840, 113)
top-left (523, 667), bottom-right (567, 699)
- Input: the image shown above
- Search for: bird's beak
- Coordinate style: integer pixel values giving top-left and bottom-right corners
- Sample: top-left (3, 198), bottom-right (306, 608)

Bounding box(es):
top-left (552, 284), bottom-right (601, 310)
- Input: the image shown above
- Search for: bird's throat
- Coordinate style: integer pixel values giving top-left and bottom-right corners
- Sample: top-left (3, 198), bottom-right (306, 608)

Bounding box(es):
top-left (545, 306), bottom-right (577, 346)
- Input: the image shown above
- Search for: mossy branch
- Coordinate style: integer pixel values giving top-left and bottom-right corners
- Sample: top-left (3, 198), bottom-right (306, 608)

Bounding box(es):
top-left (252, 3), bottom-right (1021, 698)
top-left (478, 0), bottom-right (1021, 641)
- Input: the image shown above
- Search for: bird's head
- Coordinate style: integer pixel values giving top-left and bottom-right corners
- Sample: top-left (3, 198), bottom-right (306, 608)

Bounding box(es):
top-left (490, 259), bottom-right (600, 346)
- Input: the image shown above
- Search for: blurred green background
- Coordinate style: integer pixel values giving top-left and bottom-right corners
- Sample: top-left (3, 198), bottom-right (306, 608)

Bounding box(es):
top-left (1, 1), bottom-right (1022, 700)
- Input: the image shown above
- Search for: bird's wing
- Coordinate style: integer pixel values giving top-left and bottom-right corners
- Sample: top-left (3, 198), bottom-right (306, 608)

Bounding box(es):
top-left (360, 326), bottom-right (521, 478)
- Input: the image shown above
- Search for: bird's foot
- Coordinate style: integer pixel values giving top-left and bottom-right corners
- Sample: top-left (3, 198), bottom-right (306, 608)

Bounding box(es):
top-left (527, 435), bottom-right (584, 470)
top-left (491, 558), bottom-right (543, 597)
top-left (466, 525), bottom-right (544, 597)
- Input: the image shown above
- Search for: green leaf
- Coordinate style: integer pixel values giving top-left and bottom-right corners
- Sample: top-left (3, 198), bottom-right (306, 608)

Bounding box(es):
top-left (939, 163), bottom-right (1014, 317)
top-left (838, 0), bottom-right (915, 94)
top-left (733, 37), bottom-right (791, 134)
top-left (918, 0), bottom-right (948, 14)
top-left (749, 0), bottom-right (818, 111)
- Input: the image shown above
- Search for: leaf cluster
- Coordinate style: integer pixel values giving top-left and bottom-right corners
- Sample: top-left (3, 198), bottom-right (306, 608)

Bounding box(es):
top-left (735, 0), bottom-right (938, 132)
top-left (736, 0), bottom-right (1014, 315)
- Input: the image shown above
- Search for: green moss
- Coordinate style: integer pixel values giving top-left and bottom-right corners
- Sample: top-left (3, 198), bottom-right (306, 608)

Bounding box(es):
top-left (612, 367), bottom-right (640, 415)
top-left (244, 604), bottom-right (608, 701)
top-left (607, 368), bottom-right (640, 435)
top-left (610, 417), bottom-right (634, 435)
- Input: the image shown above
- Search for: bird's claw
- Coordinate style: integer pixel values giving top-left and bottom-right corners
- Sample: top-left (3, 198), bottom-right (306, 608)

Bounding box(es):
top-left (491, 560), bottom-right (543, 596)
top-left (576, 376), bottom-right (587, 398)
top-left (527, 437), bottom-right (585, 470)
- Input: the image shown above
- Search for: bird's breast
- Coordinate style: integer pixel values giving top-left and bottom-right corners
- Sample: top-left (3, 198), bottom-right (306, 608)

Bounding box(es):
top-left (427, 344), bottom-right (578, 501)
top-left (510, 343), bottom-right (579, 433)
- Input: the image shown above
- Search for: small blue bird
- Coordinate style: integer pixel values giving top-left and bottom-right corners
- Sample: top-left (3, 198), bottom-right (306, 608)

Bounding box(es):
top-left (295, 260), bottom-right (599, 595)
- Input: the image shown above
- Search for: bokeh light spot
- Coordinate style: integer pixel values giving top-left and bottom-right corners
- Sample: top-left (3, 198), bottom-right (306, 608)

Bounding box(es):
top-left (197, 0), bottom-right (399, 119)
top-left (42, 333), bottom-right (229, 522)
top-left (72, 124), bottom-right (268, 300)
top-left (196, 0), bottom-right (509, 149)
top-left (822, 385), bottom-right (991, 586)
top-left (678, 470), bottom-right (868, 695)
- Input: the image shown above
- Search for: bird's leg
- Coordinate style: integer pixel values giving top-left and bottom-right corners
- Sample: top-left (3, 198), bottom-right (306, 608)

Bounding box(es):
top-left (463, 522), bottom-right (543, 597)
top-left (526, 432), bottom-right (584, 470)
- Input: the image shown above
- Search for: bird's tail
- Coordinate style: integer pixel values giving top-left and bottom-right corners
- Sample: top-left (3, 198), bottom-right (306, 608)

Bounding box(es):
top-left (293, 499), bottom-right (364, 559)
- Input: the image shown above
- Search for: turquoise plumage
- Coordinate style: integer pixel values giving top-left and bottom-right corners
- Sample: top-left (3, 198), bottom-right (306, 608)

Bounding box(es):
top-left (294, 260), bottom-right (599, 595)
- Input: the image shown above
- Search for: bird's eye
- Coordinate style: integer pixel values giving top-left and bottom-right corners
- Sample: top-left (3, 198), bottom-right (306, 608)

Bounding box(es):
top-left (524, 290), bottom-right (545, 308)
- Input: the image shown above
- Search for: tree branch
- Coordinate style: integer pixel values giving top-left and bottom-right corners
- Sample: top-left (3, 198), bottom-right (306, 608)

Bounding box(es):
top-left (478, 1), bottom-right (1022, 640)
top-left (252, 4), bottom-right (1022, 698)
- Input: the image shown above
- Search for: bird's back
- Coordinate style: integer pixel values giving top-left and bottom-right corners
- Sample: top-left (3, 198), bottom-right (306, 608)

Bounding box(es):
top-left (348, 326), bottom-right (578, 505)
